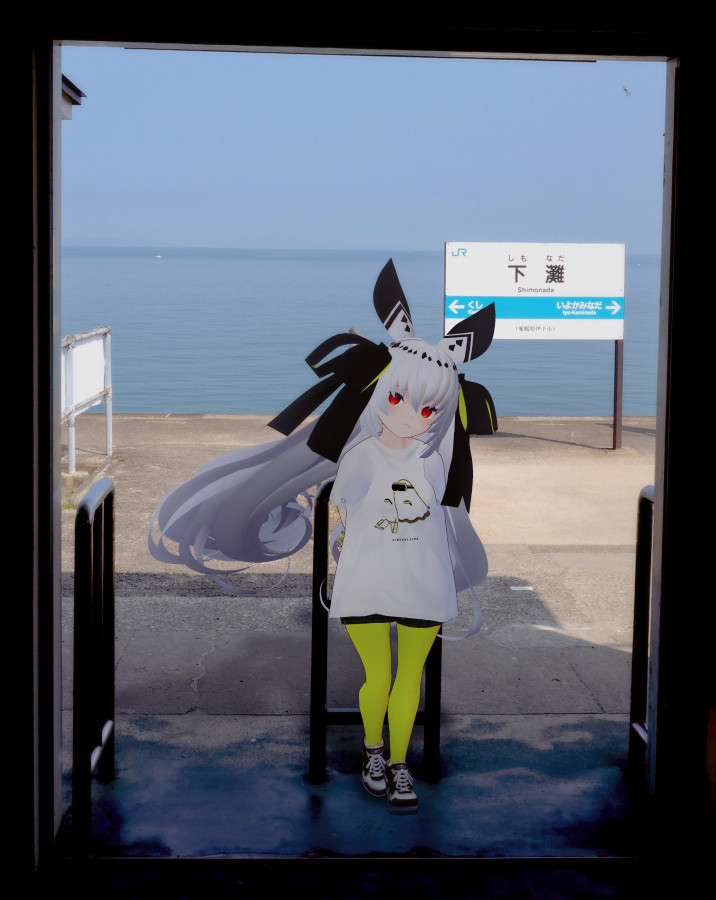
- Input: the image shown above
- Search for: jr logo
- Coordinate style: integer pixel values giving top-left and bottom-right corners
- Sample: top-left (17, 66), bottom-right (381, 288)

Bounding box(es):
top-left (451, 248), bottom-right (467, 257)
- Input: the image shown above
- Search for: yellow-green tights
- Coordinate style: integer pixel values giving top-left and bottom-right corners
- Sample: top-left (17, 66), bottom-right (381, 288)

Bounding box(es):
top-left (345, 621), bottom-right (440, 765)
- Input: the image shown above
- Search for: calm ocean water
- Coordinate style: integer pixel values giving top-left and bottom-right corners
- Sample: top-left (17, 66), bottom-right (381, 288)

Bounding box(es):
top-left (61, 247), bottom-right (659, 416)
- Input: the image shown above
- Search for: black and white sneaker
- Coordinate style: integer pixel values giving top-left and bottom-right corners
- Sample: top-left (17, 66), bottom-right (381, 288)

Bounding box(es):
top-left (361, 738), bottom-right (387, 797)
top-left (385, 762), bottom-right (418, 814)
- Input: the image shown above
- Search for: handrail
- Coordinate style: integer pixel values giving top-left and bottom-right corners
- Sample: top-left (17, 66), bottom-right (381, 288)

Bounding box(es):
top-left (308, 480), bottom-right (442, 783)
top-left (628, 485), bottom-right (655, 792)
top-left (72, 477), bottom-right (116, 854)
top-left (308, 482), bottom-right (332, 782)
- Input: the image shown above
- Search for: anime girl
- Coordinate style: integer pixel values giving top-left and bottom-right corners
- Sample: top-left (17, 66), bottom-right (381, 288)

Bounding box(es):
top-left (149, 259), bottom-right (497, 814)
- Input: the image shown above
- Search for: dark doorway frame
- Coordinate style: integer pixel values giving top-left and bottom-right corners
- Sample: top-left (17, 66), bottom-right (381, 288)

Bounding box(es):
top-left (21, 19), bottom-right (710, 890)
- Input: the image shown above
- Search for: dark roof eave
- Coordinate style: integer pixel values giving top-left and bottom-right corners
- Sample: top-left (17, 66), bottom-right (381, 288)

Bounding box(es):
top-left (62, 74), bottom-right (85, 106)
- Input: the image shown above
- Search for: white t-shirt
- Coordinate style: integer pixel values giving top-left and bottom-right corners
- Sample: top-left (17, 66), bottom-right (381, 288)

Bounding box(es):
top-left (329, 437), bottom-right (458, 623)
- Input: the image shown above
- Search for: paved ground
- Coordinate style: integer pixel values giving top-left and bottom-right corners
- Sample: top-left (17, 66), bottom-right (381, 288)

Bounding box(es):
top-left (60, 413), bottom-right (656, 863)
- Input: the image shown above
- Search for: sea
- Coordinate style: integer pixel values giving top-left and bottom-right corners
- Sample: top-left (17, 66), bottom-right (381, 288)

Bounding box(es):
top-left (61, 247), bottom-right (660, 417)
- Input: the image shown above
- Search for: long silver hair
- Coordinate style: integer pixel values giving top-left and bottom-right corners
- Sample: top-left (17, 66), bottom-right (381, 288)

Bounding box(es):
top-left (148, 339), bottom-right (457, 581)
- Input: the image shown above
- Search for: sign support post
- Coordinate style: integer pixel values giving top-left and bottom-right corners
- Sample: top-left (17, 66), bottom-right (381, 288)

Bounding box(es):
top-left (613, 339), bottom-right (624, 449)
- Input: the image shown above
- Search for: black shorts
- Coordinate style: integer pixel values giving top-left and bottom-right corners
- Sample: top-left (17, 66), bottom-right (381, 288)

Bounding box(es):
top-left (341, 614), bottom-right (440, 628)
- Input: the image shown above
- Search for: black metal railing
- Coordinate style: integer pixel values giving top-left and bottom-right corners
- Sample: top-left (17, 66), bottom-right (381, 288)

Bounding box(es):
top-left (628, 484), bottom-right (655, 792)
top-left (72, 476), bottom-right (116, 852)
top-left (308, 480), bottom-right (442, 783)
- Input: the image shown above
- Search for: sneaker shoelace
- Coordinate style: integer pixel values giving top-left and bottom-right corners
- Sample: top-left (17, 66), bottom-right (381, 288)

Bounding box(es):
top-left (391, 767), bottom-right (414, 793)
top-left (366, 751), bottom-right (386, 778)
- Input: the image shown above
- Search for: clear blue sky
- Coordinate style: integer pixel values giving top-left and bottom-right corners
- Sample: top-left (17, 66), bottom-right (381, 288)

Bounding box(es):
top-left (61, 46), bottom-right (666, 253)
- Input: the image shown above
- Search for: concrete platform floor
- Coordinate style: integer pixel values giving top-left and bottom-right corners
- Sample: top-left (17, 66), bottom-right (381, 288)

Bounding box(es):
top-left (77, 714), bottom-right (637, 859)
top-left (58, 414), bottom-right (656, 882)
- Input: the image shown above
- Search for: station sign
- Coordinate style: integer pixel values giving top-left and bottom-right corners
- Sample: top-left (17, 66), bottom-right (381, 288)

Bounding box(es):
top-left (444, 242), bottom-right (625, 340)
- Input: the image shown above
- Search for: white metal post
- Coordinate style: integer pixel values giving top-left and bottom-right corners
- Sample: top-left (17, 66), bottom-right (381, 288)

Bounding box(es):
top-left (104, 330), bottom-right (113, 457)
top-left (66, 340), bottom-right (76, 474)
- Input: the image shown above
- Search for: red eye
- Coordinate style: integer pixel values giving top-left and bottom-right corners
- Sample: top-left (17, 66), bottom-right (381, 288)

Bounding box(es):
top-left (388, 392), bottom-right (403, 406)
top-left (421, 406), bottom-right (437, 418)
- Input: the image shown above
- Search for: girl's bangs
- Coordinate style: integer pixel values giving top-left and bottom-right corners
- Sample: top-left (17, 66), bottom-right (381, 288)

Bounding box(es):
top-left (357, 340), bottom-right (459, 449)
top-left (383, 343), bottom-right (457, 412)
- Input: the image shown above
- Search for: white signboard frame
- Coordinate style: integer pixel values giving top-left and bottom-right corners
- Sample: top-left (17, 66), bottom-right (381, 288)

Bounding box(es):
top-left (61, 327), bottom-right (113, 474)
top-left (444, 242), bottom-right (625, 340)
